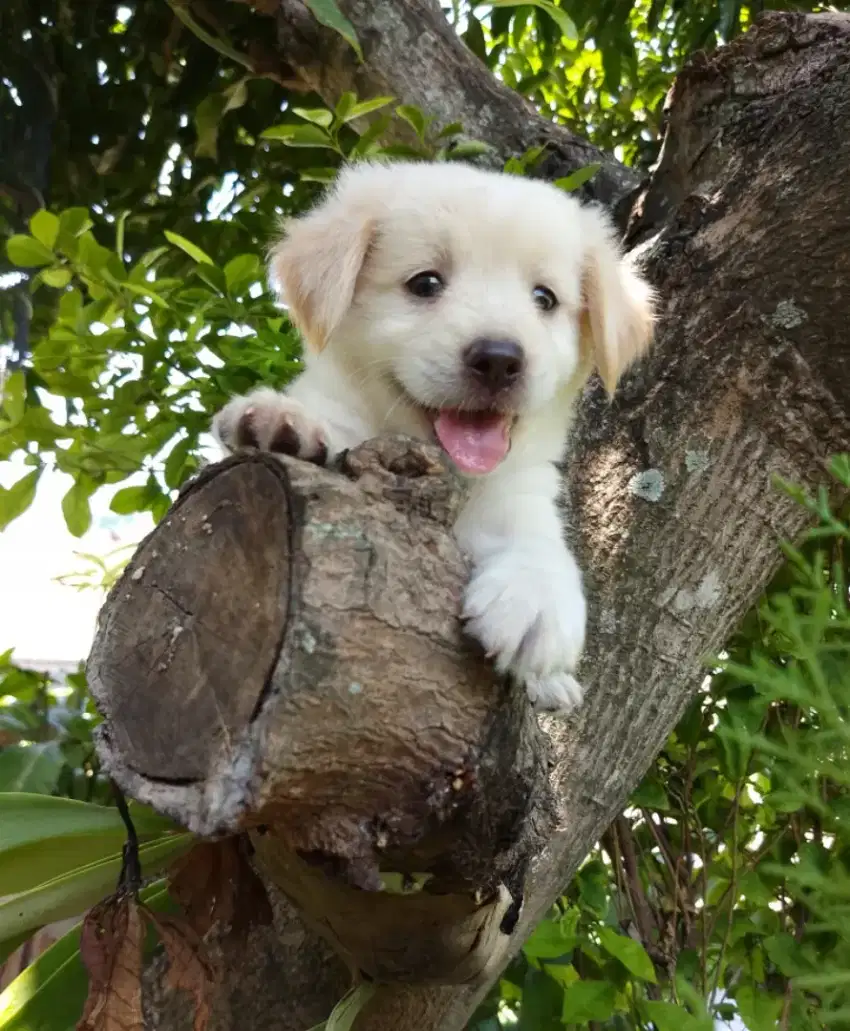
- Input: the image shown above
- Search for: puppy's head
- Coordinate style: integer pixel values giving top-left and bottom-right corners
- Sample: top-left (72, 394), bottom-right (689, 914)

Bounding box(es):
top-left (270, 161), bottom-right (654, 475)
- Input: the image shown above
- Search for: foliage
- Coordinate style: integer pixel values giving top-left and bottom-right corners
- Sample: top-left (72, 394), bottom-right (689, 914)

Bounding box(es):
top-left (2, 2), bottom-right (850, 1031)
top-left (467, 457), bottom-right (850, 1030)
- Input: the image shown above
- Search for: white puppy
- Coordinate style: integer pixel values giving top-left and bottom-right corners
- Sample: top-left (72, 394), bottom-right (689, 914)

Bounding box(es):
top-left (212, 161), bottom-right (654, 713)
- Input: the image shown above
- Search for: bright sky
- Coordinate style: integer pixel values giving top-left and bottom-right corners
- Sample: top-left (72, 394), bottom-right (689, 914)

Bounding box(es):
top-left (0, 455), bottom-right (152, 664)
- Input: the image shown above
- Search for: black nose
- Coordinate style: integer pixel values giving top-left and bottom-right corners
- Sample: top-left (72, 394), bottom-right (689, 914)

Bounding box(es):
top-left (463, 338), bottom-right (525, 392)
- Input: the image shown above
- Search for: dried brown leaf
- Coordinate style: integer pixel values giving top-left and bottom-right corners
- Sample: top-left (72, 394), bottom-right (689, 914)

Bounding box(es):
top-left (168, 836), bottom-right (272, 937)
top-left (144, 909), bottom-right (214, 1031)
top-left (77, 896), bottom-right (145, 1031)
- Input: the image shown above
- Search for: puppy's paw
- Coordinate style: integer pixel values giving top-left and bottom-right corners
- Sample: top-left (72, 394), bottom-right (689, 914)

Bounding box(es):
top-left (212, 388), bottom-right (329, 465)
top-left (524, 672), bottom-right (584, 715)
top-left (462, 548), bottom-right (587, 713)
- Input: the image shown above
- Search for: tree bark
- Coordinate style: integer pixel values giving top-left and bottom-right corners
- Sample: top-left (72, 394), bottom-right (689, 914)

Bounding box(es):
top-left (90, 8), bottom-right (850, 1031)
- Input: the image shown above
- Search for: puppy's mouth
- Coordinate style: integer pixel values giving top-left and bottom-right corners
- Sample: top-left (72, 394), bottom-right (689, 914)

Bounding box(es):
top-left (389, 377), bottom-right (517, 475)
top-left (431, 408), bottom-right (513, 475)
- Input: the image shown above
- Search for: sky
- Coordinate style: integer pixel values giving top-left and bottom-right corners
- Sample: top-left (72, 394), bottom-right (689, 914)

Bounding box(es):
top-left (0, 455), bottom-right (151, 664)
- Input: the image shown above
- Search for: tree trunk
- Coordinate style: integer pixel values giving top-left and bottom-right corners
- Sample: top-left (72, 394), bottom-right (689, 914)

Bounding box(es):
top-left (91, 8), bottom-right (850, 1031)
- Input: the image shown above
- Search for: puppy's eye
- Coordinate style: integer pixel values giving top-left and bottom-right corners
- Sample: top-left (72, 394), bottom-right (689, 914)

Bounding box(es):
top-left (533, 285), bottom-right (558, 312)
top-left (405, 271), bottom-right (445, 299)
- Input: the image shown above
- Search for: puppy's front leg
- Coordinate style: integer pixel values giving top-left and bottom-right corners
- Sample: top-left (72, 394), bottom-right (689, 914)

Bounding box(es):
top-left (456, 464), bottom-right (587, 714)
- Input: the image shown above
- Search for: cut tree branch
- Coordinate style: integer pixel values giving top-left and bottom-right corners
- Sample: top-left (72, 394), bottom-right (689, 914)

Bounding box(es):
top-left (88, 9), bottom-right (850, 1031)
top-left (90, 440), bottom-right (550, 1004)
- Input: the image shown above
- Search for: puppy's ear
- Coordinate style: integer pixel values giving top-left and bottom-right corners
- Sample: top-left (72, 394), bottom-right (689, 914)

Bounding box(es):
top-left (269, 189), bottom-right (374, 351)
top-left (580, 208), bottom-right (655, 393)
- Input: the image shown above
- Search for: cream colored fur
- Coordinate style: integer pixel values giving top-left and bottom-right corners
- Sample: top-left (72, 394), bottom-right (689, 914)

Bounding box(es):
top-left (212, 160), bottom-right (654, 713)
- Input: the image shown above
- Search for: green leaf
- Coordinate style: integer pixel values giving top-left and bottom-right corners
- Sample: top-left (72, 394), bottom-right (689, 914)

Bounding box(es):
top-left (560, 979), bottom-right (618, 1023)
top-left (29, 210), bottom-right (60, 249)
top-left (396, 104), bottom-right (428, 139)
top-left (463, 14), bottom-right (488, 62)
top-left (0, 469), bottom-right (41, 532)
top-left (343, 96), bottom-right (394, 122)
top-left (224, 253), bottom-right (262, 294)
top-left (334, 91), bottom-right (357, 121)
top-left (193, 263), bottom-right (227, 295)
top-left (57, 207), bottom-right (93, 247)
top-left (299, 167), bottom-right (338, 184)
top-left (0, 744), bottom-right (64, 795)
top-left (61, 478), bottom-right (93, 537)
top-left (350, 115), bottom-right (392, 157)
top-left (109, 484), bottom-right (152, 515)
top-left (575, 859), bottom-right (609, 916)
top-left (764, 933), bottom-right (809, 976)
top-left (1, 370), bottom-right (26, 425)
top-left (327, 984), bottom-right (375, 1029)
top-left (262, 124), bottom-right (337, 149)
top-left (164, 230), bottom-right (214, 266)
top-left (0, 794), bottom-right (177, 896)
top-left (0, 833), bottom-right (191, 945)
top-left (484, 0), bottom-right (577, 42)
top-left (223, 78), bottom-right (249, 114)
top-left (163, 438), bottom-right (196, 490)
top-left (705, 875), bottom-right (730, 906)
top-left (194, 92), bottom-right (225, 160)
top-left (41, 267), bottom-right (72, 288)
top-left (739, 870), bottom-right (775, 906)
top-left (293, 106), bottom-right (334, 128)
top-left (735, 987), bottom-right (783, 1031)
top-left (0, 920), bottom-right (89, 1031)
top-left (555, 163), bottom-right (602, 192)
top-left (437, 121), bottom-right (465, 139)
top-left (0, 794), bottom-right (175, 853)
top-left (120, 279), bottom-right (170, 309)
top-left (76, 232), bottom-right (113, 274)
top-left (261, 123), bottom-right (300, 141)
top-left (828, 452), bottom-right (850, 486)
top-left (517, 967), bottom-right (563, 1030)
top-left (6, 235), bottom-right (54, 268)
top-left (443, 140), bottom-right (495, 160)
top-left (303, 0), bottom-right (363, 60)
top-left (630, 778), bottom-right (670, 810)
top-left (598, 928), bottom-right (657, 982)
top-left (640, 1001), bottom-right (708, 1031)
top-left (523, 911), bottom-right (578, 961)
top-left (307, 984), bottom-right (376, 1031)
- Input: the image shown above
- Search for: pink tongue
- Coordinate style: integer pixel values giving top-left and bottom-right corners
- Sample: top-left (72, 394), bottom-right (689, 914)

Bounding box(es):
top-left (434, 410), bottom-right (510, 474)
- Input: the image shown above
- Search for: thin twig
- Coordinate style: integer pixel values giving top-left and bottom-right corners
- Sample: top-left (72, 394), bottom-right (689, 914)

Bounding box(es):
top-left (709, 787), bottom-right (741, 1008)
top-left (112, 780), bottom-right (141, 896)
top-left (616, 816), bottom-right (658, 946)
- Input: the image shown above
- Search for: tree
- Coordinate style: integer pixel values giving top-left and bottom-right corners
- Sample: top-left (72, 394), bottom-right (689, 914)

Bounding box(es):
top-left (2, 2), bottom-right (850, 1030)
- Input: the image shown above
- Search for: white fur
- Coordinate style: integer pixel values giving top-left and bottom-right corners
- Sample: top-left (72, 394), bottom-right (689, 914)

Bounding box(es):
top-left (212, 161), bottom-right (654, 714)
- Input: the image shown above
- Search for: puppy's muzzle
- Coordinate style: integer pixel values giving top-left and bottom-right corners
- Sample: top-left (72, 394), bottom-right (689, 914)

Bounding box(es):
top-left (463, 338), bottom-right (525, 396)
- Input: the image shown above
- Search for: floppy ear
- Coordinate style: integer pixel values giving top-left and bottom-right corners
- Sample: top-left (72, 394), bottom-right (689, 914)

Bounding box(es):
top-left (580, 208), bottom-right (655, 393)
top-left (268, 189), bottom-right (374, 351)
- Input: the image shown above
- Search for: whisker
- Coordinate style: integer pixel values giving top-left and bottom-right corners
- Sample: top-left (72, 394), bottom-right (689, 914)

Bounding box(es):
top-left (378, 392), bottom-right (407, 430)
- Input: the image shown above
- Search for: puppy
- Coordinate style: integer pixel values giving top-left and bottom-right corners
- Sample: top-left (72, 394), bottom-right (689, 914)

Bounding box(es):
top-left (212, 161), bottom-right (654, 713)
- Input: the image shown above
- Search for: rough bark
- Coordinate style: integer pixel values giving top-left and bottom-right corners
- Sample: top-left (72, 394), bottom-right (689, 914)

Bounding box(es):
top-left (233, 0), bottom-right (639, 217)
top-left (89, 8), bottom-right (850, 1031)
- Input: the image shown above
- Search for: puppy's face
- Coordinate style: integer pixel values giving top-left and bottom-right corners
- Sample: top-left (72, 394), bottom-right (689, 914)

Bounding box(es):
top-left (271, 162), bottom-right (654, 475)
